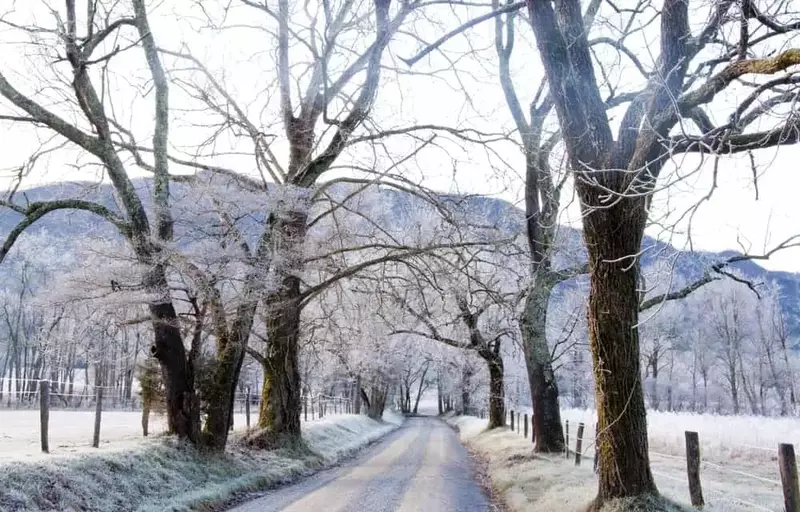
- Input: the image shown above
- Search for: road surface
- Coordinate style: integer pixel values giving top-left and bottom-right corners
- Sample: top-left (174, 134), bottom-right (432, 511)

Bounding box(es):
top-left (229, 416), bottom-right (490, 512)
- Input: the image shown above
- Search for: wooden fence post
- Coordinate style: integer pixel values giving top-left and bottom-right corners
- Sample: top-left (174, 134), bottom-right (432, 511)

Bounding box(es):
top-left (524, 414), bottom-right (528, 439)
top-left (92, 384), bottom-right (103, 448)
top-left (685, 431), bottom-right (704, 508)
top-left (304, 394), bottom-right (308, 422)
top-left (245, 386), bottom-right (251, 428)
top-left (565, 420), bottom-right (570, 458)
top-left (575, 423), bottom-right (585, 466)
top-left (593, 422), bottom-right (599, 473)
top-left (39, 380), bottom-right (49, 454)
top-left (511, 410), bottom-right (515, 431)
top-left (779, 443), bottom-right (799, 512)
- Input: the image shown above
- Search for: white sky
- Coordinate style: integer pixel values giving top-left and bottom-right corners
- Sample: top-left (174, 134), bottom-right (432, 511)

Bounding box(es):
top-left (1, 1), bottom-right (800, 271)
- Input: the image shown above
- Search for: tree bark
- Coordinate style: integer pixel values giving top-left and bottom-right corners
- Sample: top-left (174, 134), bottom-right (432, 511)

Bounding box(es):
top-left (256, 213), bottom-right (306, 443)
top-left (147, 266), bottom-right (200, 444)
top-left (141, 403), bottom-right (150, 437)
top-left (520, 275), bottom-right (565, 452)
top-left (583, 201), bottom-right (656, 505)
top-left (354, 375), bottom-right (362, 414)
top-left (257, 287), bottom-right (302, 441)
top-left (201, 336), bottom-right (246, 450)
top-left (487, 354), bottom-right (505, 429)
top-left (367, 384), bottom-right (388, 420)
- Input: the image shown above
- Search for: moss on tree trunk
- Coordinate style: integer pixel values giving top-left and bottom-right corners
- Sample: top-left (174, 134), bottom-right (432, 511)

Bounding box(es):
top-left (257, 281), bottom-right (303, 441)
top-left (584, 202), bottom-right (657, 507)
top-left (520, 275), bottom-right (565, 452)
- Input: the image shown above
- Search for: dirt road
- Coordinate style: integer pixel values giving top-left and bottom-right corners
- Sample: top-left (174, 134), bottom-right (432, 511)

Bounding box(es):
top-left (229, 416), bottom-right (490, 512)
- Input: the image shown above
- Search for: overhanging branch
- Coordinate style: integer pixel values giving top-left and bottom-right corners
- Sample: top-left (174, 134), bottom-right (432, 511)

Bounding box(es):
top-left (0, 199), bottom-right (129, 263)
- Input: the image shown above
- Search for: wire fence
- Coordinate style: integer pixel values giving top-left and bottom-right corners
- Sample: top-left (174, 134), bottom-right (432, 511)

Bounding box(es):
top-left (0, 379), bottom-right (357, 460)
top-left (495, 407), bottom-right (799, 512)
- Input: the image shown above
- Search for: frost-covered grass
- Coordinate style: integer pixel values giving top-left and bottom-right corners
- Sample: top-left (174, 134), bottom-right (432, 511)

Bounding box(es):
top-left (0, 409), bottom-right (346, 461)
top-left (446, 412), bottom-right (788, 511)
top-left (0, 411), bottom-right (403, 511)
top-left (0, 410), bottom-right (242, 462)
top-left (560, 408), bottom-right (800, 464)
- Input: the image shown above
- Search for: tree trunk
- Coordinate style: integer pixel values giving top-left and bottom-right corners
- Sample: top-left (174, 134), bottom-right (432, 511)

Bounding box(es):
top-left (142, 402), bottom-right (151, 437)
top-left (413, 366), bottom-right (427, 414)
top-left (148, 290), bottom-right (200, 444)
top-left (367, 384), bottom-right (387, 420)
top-left (520, 275), bottom-right (565, 452)
top-left (257, 289), bottom-right (302, 441)
top-left (354, 375), bottom-right (362, 414)
top-left (487, 354), bottom-right (505, 429)
top-left (437, 374), bottom-right (443, 415)
top-left (650, 354), bottom-right (660, 411)
top-left (460, 366), bottom-right (473, 415)
top-left (584, 205), bottom-right (657, 506)
top-left (201, 334), bottom-right (245, 450)
top-left (255, 211), bottom-right (307, 445)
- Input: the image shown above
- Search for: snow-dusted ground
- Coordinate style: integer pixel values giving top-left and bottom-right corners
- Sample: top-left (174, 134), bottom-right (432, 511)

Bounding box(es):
top-left (561, 407), bottom-right (800, 464)
top-left (0, 411), bottom-right (403, 511)
top-left (448, 410), bottom-right (797, 511)
top-left (0, 409), bottom-right (342, 461)
top-left (560, 408), bottom-right (790, 511)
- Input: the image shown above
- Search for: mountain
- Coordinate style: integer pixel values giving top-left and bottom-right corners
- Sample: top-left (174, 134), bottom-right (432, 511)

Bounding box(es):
top-left (3, 178), bottom-right (800, 341)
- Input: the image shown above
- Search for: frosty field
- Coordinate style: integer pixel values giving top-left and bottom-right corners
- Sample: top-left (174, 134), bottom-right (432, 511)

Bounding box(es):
top-left (449, 409), bottom-right (800, 511)
top-left (560, 408), bottom-right (800, 464)
top-left (0, 410), bottom-right (297, 462)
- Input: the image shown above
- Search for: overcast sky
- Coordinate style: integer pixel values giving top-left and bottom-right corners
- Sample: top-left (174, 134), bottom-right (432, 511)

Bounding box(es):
top-left (1, 1), bottom-right (799, 271)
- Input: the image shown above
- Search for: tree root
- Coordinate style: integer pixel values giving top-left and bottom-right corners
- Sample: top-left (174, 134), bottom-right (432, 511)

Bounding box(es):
top-left (586, 492), bottom-right (689, 512)
top-left (240, 428), bottom-right (310, 454)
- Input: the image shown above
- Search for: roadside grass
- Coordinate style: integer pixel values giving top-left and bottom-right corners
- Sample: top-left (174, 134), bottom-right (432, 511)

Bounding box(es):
top-left (0, 412), bottom-right (403, 512)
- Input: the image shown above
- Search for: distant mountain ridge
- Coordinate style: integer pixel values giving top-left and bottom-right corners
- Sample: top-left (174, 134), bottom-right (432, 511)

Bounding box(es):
top-left (3, 178), bottom-right (800, 341)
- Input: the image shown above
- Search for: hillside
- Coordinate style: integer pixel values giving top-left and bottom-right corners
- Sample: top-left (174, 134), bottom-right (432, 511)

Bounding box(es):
top-left (2, 178), bottom-right (799, 341)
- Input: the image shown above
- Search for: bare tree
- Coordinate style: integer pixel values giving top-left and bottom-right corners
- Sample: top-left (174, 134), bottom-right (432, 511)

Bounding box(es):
top-left (519, 1), bottom-right (800, 504)
top-left (383, 244), bottom-right (517, 428)
top-left (403, 0), bottom-right (800, 504)
top-left (0, 1), bottom-right (205, 442)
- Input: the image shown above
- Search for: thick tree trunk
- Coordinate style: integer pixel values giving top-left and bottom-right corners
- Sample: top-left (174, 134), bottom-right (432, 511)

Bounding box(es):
top-left (487, 354), bottom-right (505, 429)
top-left (148, 285), bottom-right (200, 444)
top-left (354, 375), bottom-right (362, 414)
top-left (583, 204), bottom-right (657, 507)
top-left (201, 335), bottom-right (246, 450)
top-left (203, 300), bottom-right (256, 450)
top-left (257, 287), bottom-right (302, 441)
top-left (367, 384), bottom-right (387, 420)
top-left (251, 210), bottom-right (307, 445)
top-left (520, 275), bottom-right (565, 452)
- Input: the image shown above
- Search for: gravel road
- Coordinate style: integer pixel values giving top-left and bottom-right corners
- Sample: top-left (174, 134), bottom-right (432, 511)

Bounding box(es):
top-left (229, 416), bottom-right (490, 512)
